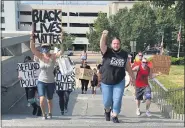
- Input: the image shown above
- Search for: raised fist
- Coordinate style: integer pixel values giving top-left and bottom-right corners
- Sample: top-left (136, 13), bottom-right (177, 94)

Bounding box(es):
top-left (102, 30), bottom-right (109, 36)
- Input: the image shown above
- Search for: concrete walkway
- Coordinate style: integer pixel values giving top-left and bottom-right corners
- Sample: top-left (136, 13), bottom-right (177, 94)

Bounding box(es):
top-left (2, 88), bottom-right (183, 127)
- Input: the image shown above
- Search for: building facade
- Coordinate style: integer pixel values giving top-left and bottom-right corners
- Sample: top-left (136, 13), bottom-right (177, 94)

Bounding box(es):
top-left (1, 1), bottom-right (137, 50)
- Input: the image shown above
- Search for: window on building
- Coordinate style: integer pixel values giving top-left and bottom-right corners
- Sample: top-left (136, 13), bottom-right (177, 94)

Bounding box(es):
top-left (70, 33), bottom-right (86, 37)
top-left (69, 12), bottom-right (78, 16)
top-left (20, 11), bottom-right (32, 15)
top-left (62, 12), bottom-right (67, 16)
top-left (79, 12), bottom-right (99, 17)
top-left (20, 22), bottom-right (32, 26)
top-left (70, 23), bottom-right (94, 27)
top-left (1, 1), bottom-right (4, 12)
top-left (1, 28), bottom-right (5, 31)
top-left (62, 23), bottom-right (67, 27)
top-left (1, 17), bottom-right (5, 23)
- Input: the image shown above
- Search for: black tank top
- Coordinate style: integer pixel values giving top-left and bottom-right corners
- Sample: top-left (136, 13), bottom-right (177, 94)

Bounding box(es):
top-left (101, 47), bottom-right (128, 85)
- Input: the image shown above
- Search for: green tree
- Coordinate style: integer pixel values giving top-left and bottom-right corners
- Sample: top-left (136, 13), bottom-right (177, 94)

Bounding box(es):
top-left (86, 27), bottom-right (99, 52)
top-left (154, 7), bottom-right (176, 50)
top-left (129, 2), bottom-right (157, 51)
top-left (149, 0), bottom-right (184, 23)
top-left (87, 12), bottom-right (111, 51)
top-left (109, 8), bottom-right (131, 51)
top-left (54, 32), bottom-right (75, 51)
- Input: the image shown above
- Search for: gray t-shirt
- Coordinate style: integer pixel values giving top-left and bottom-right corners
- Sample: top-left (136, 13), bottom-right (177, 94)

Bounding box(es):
top-left (38, 58), bottom-right (55, 83)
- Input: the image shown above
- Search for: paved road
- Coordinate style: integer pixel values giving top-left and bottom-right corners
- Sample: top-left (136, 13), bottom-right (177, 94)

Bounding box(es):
top-left (2, 54), bottom-right (184, 127)
top-left (2, 88), bottom-right (184, 127)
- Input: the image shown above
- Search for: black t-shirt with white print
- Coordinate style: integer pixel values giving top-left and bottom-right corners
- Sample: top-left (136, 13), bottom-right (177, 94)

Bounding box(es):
top-left (101, 47), bottom-right (128, 85)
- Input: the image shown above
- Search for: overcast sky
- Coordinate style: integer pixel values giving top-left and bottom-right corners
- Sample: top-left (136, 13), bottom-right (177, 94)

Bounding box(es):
top-left (21, 1), bottom-right (110, 5)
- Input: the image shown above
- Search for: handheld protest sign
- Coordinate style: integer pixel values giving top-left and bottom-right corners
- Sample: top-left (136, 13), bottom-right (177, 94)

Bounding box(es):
top-left (151, 55), bottom-right (171, 75)
top-left (32, 8), bottom-right (62, 44)
top-left (17, 62), bottom-right (40, 87)
top-left (55, 67), bottom-right (76, 91)
top-left (75, 68), bottom-right (93, 81)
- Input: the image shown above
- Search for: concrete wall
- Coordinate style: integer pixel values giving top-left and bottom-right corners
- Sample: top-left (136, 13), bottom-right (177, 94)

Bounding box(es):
top-left (1, 50), bottom-right (33, 114)
top-left (2, 50), bottom-right (33, 87)
top-left (3, 1), bottom-right (19, 31)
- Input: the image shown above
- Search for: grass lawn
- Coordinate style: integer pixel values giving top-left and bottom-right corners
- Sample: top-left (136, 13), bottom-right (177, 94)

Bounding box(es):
top-left (156, 65), bottom-right (184, 89)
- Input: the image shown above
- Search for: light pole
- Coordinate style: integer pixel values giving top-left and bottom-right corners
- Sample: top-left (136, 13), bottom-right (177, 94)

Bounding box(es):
top-left (130, 41), bottom-right (136, 56)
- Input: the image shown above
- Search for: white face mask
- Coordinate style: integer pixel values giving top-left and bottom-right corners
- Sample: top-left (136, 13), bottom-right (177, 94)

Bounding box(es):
top-left (142, 62), bottom-right (147, 67)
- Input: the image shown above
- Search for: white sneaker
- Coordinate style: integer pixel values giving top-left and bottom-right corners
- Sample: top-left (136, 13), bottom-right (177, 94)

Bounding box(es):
top-left (141, 99), bottom-right (145, 103)
top-left (146, 110), bottom-right (151, 117)
top-left (27, 103), bottom-right (31, 107)
top-left (136, 108), bottom-right (141, 116)
top-left (64, 109), bottom-right (68, 113)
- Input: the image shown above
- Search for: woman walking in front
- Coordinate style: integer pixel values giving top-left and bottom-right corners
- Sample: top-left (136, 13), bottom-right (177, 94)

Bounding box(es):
top-left (30, 34), bottom-right (64, 120)
top-left (100, 30), bottom-right (135, 123)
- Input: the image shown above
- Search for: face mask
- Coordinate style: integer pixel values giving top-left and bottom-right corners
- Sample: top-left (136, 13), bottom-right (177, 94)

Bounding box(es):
top-left (41, 47), bottom-right (50, 53)
top-left (142, 63), bottom-right (147, 67)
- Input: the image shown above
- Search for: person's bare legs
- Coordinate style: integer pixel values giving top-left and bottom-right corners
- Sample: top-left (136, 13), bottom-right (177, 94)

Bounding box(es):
top-left (146, 99), bottom-right (151, 117)
top-left (136, 100), bottom-right (141, 116)
top-left (47, 99), bottom-right (52, 114)
top-left (40, 96), bottom-right (46, 118)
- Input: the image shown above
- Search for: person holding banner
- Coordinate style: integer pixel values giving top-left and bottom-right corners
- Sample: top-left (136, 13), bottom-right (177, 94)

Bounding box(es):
top-left (18, 56), bottom-right (42, 116)
top-left (30, 34), bottom-right (64, 120)
top-left (80, 61), bottom-right (91, 94)
top-left (132, 58), bottom-right (161, 117)
top-left (100, 30), bottom-right (135, 123)
top-left (54, 65), bottom-right (72, 115)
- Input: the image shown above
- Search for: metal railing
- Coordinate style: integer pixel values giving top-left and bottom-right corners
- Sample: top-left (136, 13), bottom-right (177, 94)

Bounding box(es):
top-left (150, 78), bottom-right (184, 120)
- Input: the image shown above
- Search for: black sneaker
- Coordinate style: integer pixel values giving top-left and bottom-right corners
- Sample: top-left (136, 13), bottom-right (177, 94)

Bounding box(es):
top-left (112, 116), bottom-right (119, 123)
top-left (104, 109), bottom-right (111, 121)
top-left (61, 111), bottom-right (64, 115)
top-left (32, 106), bottom-right (37, 115)
top-left (36, 107), bottom-right (42, 116)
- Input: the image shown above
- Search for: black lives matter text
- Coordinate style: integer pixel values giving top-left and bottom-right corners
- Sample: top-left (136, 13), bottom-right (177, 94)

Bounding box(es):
top-left (32, 9), bottom-right (62, 44)
top-left (55, 72), bottom-right (75, 91)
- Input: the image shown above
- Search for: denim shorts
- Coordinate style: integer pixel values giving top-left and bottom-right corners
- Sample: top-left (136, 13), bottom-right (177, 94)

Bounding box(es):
top-left (37, 81), bottom-right (56, 100)
top-left (136, 86), bottom-right (151, 100)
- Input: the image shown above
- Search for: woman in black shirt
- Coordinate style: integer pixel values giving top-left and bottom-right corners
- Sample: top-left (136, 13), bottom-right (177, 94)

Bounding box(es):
top-left (99, 30), bottom-right (135, 123)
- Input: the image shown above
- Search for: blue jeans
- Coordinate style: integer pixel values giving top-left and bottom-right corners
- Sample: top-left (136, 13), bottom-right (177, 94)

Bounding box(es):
top-left (37, 81), bottom-right (55, 100)
top-left (101, 80), bottom-right (125, 115)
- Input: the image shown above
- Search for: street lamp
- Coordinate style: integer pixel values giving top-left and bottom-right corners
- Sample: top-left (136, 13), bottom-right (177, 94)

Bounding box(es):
top-left (130, 40), bottom-right (136, 56)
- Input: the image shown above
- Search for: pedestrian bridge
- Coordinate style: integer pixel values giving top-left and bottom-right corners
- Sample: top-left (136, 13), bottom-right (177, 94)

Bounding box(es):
top-left (1, 32), bottom-right (184, 127)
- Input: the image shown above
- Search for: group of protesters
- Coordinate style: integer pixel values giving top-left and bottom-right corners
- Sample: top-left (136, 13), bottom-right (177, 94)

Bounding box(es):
top-left (18, 30), bottom-right (161, 123)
